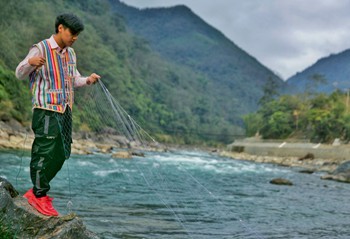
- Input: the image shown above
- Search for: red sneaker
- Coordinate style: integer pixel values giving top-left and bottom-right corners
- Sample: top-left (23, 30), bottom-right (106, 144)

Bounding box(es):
top-left (23, 189), bottom-right (59, 216)
top-left (23, 188), bottom-right (34, 200)
top-left (35, 196), bottom-right (59, 216)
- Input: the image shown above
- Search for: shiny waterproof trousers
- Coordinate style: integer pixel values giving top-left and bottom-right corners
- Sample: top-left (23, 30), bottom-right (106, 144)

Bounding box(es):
top-left (30, 107), bottom-right (72, 197)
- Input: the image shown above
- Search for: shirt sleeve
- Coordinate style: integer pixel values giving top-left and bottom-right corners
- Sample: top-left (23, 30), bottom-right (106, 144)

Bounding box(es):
top-left (15, 46), bottom-right (41, 80)
top-left (74, 70), bottom-right (88, 88)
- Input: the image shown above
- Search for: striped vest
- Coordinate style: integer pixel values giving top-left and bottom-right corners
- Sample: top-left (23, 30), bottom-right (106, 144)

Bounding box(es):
top-left (29, 40), bottom-right (77, 113)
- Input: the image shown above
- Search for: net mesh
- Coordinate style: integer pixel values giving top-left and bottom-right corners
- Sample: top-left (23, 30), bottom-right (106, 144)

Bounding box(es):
top-left (73, 80), bottom-right (158, 150)
top-left (55, 107), bottom-right (72, 159)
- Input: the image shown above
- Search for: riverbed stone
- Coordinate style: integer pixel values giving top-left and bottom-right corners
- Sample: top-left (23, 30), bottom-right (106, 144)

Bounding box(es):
top-left (298, 153), bottom-right (314, 161)
top-left (270, 178), bottom-right (293, 186)
top-left (321, 160), bottom-right (350, 183)
top-left (112, 151), bottom-right (132, 159)
top-left (299, 169), bottom-right (315, 174)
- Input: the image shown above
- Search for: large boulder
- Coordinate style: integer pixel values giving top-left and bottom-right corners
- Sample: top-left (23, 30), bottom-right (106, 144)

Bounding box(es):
top-left (321, 160), bottom-right (350, 183)
top-left (0, 177), bottom-right (99, 238)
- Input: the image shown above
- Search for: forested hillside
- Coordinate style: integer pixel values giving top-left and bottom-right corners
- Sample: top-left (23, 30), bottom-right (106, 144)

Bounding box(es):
top-left (0, 0), bottom-right (283, 145)
top-left (285, 49), bottom-right (350, 94)
top-left (110, 1), bottom-right (284, 129)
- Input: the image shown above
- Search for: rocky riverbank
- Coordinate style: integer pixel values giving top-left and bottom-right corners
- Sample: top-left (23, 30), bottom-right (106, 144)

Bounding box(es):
top-left (0, 120), bottom-right (164, 156)
top-left (219, 150), bottom-right (343, 173)
top-left (218, 139), bottom-right (350, 183)
top-left (220, 138), bottom-right (350, 173)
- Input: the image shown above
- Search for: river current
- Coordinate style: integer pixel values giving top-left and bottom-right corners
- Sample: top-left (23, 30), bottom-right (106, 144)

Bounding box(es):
top-left (1, 149), bottom-right (350, 238)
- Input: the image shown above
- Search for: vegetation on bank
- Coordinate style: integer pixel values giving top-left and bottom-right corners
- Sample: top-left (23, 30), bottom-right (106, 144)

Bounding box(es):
top-left (244, 78), bottom-right (350, 143)
top-left (0, 66), bottom-right (31, 124)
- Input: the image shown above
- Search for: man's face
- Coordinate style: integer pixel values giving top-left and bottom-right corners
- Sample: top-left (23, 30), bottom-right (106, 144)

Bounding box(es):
top-left (58, 24), bottom-right (79, 47)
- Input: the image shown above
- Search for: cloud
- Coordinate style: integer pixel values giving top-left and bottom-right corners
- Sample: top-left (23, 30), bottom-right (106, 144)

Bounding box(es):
top-left (121, 0), bottom-right (350, 79)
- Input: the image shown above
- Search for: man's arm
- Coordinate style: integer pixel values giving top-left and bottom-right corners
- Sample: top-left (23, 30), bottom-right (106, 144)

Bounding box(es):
top-left (74, 71), bottom-right (100, 87)
top-left (15, 47), bottom-right (45, 80)
top-left (71, 49), bottom-right (100, 87)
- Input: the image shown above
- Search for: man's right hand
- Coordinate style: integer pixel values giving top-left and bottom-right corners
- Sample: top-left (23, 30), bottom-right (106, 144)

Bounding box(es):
top-left (28, 56), bottom-right (46, 68)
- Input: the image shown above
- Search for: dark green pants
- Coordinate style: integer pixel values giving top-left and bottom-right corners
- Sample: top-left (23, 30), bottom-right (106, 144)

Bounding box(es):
top-left (30, 107), bottom-right (72, 197)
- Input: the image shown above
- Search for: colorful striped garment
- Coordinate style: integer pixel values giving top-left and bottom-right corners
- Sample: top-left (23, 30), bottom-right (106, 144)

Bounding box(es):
top-left (29, 40), bottom-right (76, 113)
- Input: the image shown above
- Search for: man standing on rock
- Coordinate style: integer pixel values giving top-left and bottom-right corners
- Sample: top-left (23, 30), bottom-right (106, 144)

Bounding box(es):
top-left (15, 13), bottom-right (100, 216)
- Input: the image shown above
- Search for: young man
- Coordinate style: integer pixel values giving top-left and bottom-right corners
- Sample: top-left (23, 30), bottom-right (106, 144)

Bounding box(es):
top-left (16, 13), bottom-right (100, 216)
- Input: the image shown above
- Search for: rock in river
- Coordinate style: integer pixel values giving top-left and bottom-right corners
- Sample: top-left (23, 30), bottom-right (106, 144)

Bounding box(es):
top-left (0, 177), bottom-right (99, 238)
top-left (270, 178), bottom-right (293, 186)
top-left (321, 160), bottom-right (350, 183)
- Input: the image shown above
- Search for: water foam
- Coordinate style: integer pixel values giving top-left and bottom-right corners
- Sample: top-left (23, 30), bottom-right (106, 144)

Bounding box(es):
top-left (77, 160), bottom-right (99, 168)
top-left (151, 153), bottom-right (291, 175)
top-left (93, 169), bottom-right (122, 177)
top-left (92, 167), bottom-right (136, 177)
top-left (152, 154), bottom-right (216, 165)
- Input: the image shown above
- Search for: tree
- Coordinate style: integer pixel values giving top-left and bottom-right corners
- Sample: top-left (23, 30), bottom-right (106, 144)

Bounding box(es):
top-left (258, 76), bottom-right (280, 106)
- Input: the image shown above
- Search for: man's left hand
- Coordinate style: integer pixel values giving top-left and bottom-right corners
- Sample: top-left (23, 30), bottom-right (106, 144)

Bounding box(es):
top-left (86, 73), bottom-right (101, 85)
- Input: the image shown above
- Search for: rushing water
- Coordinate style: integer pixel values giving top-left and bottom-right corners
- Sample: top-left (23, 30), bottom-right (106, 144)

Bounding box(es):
top-left (1, 149), bottom-right (350, 238)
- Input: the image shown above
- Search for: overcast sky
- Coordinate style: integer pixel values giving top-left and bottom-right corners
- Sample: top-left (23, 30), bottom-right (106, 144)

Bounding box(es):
top-left (120, 0), bottom-right (350, 80)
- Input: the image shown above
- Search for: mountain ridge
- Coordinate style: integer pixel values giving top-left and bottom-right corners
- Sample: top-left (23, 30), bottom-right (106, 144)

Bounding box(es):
top-left (286, 49), bottom-right (350, 94)
top-left (110, 0), bottom-right (284, 121)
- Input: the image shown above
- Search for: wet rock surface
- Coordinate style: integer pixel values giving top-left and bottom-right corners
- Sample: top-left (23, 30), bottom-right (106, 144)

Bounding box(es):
top-left (270, 178), bottom-right (293, 186)
top-left (321, 160), bottom-right (350, 183)
top-left (0, 177), bottom-right (99, 239)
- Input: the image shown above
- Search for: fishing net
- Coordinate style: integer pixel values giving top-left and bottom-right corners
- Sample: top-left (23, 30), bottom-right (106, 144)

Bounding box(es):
top-left (73, 80), bottom-right (158, 150)
top-left (13, 79), bottom-right (263, 238)
top-left (56, 107), bottom-right (72, 159)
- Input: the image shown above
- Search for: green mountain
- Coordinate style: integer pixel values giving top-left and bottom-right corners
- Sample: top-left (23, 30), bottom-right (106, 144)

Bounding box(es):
top-left (110, 1), bottom-right (284, 121)
top-left (0, 0), bottom-right (284, 144)
top-left (285, 49), bottom-right (350, 94)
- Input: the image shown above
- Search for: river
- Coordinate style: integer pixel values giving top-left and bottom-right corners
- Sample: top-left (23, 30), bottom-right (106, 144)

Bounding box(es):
top-left (1, 149), bottom-right (350, 238)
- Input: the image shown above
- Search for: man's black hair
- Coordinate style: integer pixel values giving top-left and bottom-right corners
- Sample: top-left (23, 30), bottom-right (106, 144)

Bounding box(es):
top-left (55, 13), bottom-right (84, 35)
